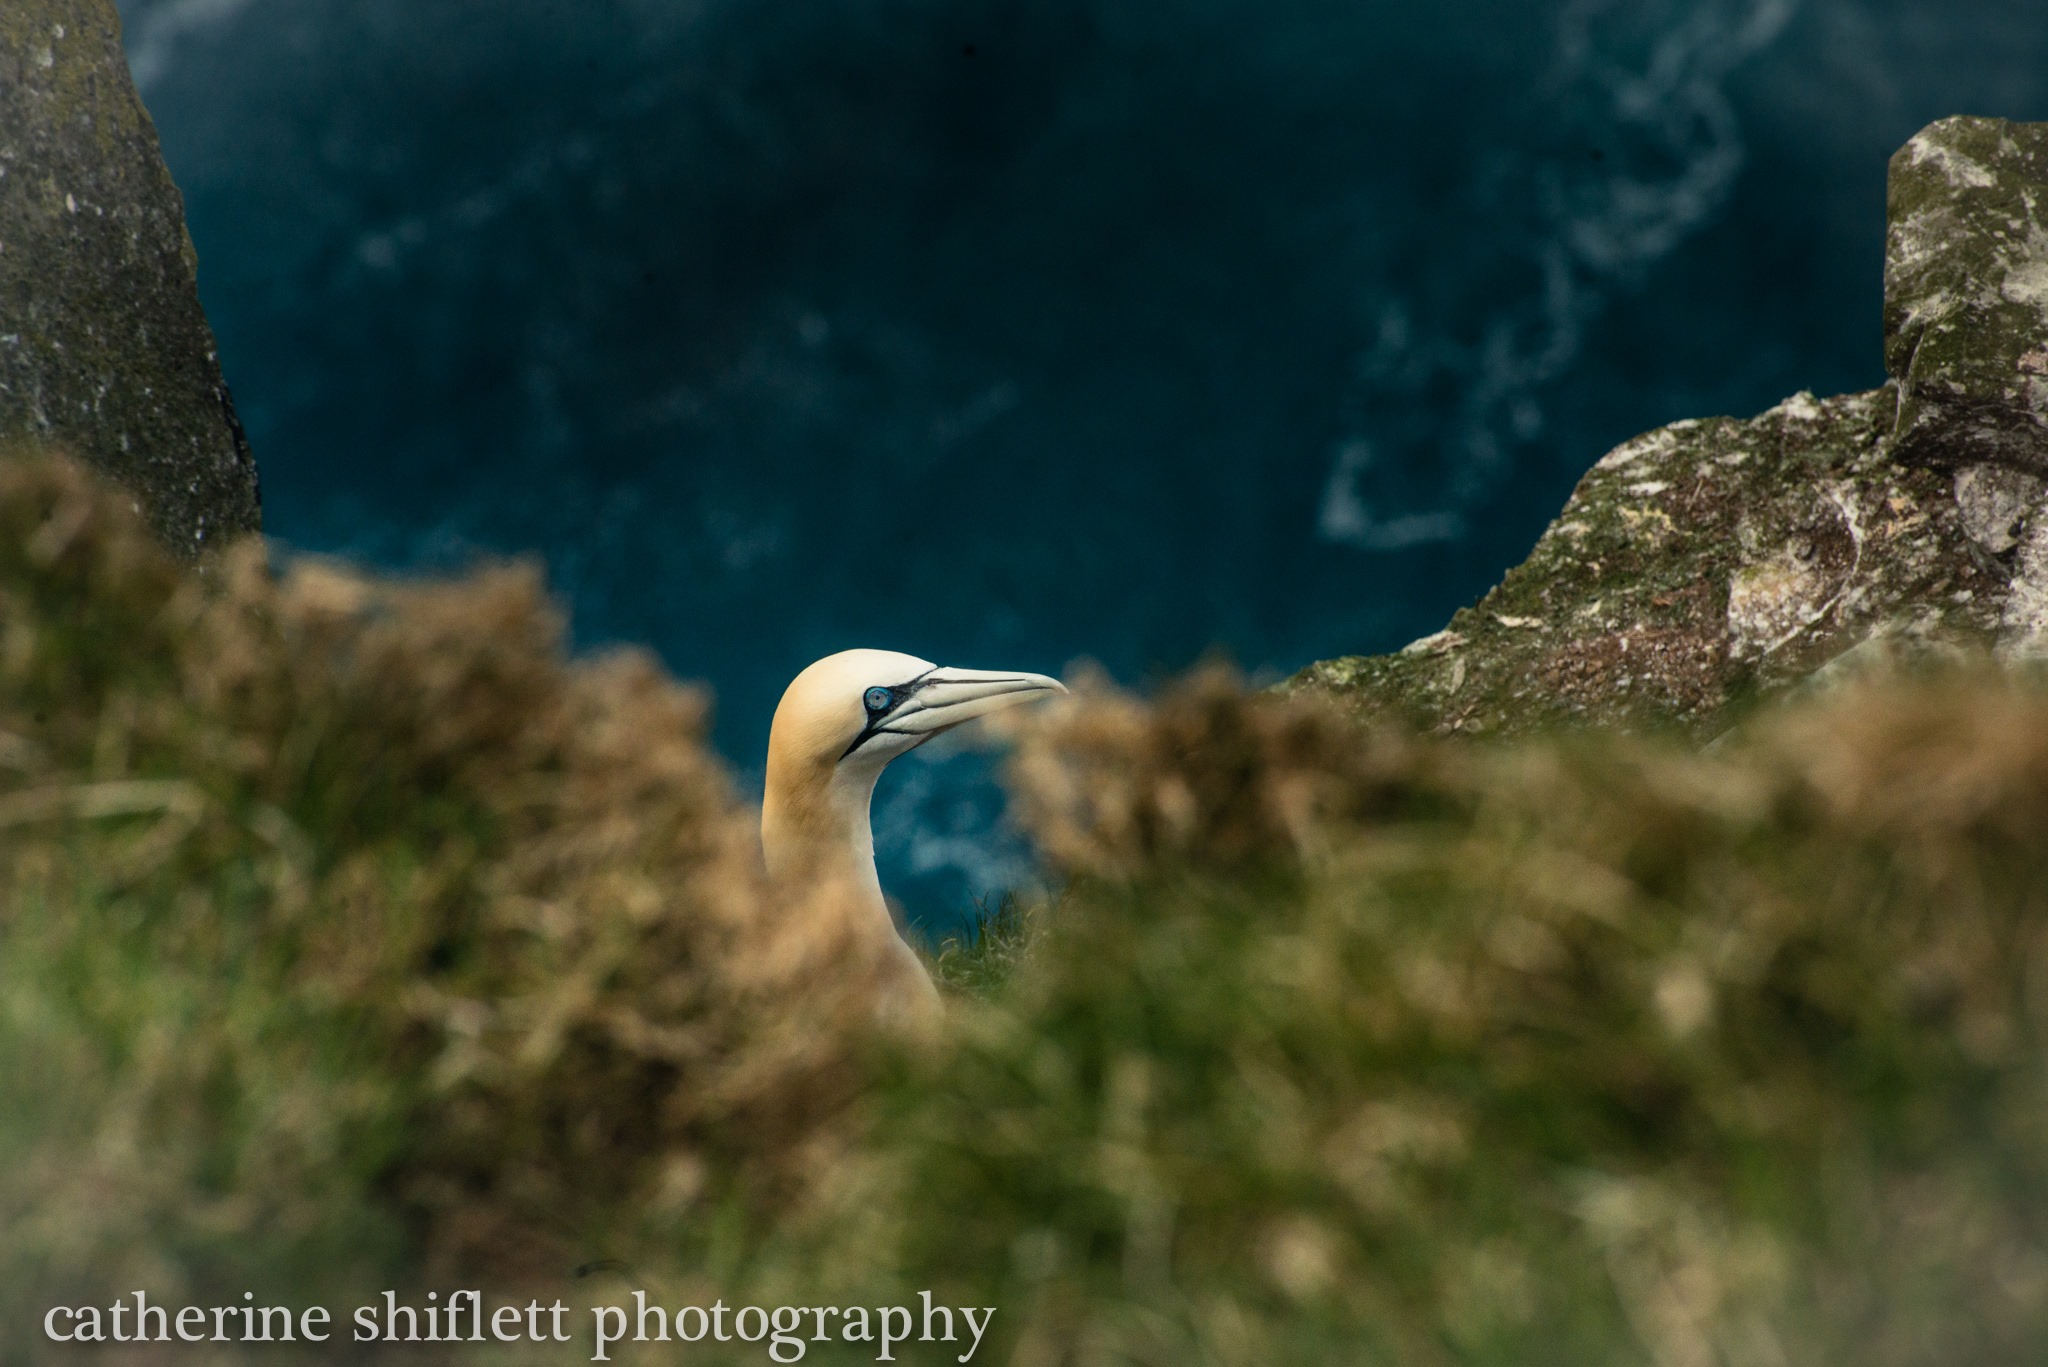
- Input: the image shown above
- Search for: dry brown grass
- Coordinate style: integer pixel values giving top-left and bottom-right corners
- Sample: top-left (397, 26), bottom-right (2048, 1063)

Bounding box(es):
top-left (0, 451), bottom-right (890, 1341)
top-left (821, 662), bottom-right (2048, 1365)
top-left (12, 448), bottom-right (2048, 1364)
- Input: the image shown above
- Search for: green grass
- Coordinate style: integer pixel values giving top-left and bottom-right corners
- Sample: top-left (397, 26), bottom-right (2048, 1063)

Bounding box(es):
top-left (924, 892), bottom-right (1042, 996)
top-left (765, 665), bottom-right (2048, 1366)
top-left (7, 450), bottom-right (2048, 1364)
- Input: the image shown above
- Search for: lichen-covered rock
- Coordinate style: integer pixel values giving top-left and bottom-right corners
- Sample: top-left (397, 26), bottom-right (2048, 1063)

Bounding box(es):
top-left (1289, 389), bottom-right (2005, 737)
top-left (1292, 116), bottom-right (2048, 735)
top-left (1951, 463), bottom-right (2044, 554)
top-left (1884, 117), bottom-right (2048, 476)
top-left (0, 0), bottom-right (260, 557)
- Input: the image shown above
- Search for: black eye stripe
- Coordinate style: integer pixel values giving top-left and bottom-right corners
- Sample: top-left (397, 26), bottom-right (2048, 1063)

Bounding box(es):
top-left (842, 669), bottom-right (941, 758)
top-left (872, 669), bottom-right (938, 712)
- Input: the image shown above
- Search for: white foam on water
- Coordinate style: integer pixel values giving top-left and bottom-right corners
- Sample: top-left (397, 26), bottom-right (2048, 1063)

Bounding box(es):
top-left (1318, 0), bottom-right (1802, 551)
top-left (1318, 439), bottom-right (1465, 550)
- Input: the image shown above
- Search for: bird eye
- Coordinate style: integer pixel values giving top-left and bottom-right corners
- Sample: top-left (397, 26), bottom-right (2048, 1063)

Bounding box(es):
top-left (864, 687), bottom-right (892, 713)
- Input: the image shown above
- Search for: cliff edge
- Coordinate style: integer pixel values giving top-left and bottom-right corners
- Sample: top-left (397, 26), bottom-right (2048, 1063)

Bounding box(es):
top-left (1292, 116), bottom-right (2048, 735)
top-left (0, 0), bottom-right (260, 557)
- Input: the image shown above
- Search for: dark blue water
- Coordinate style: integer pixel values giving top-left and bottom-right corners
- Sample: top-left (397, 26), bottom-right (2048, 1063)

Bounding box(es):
top-left (118, 0), bottom-right (2048, 931)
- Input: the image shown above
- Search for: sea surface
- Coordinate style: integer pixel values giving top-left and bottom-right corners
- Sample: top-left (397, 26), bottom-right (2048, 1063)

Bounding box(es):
top-left (117, 0), bottom-right (2048, 931)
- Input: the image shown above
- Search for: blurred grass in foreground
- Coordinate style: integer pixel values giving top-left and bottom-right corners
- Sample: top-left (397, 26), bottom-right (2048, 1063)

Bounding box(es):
top-left (925, 893), bottom-right (1041, 996)
top-left (6, 451), bottom-right (2048, 1363)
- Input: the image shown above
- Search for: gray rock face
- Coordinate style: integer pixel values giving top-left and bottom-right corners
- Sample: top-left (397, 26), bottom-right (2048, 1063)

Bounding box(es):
top-left (1952, 463), bottom-right (2044, 555)
top-left (1289, 388), bottom-right (2004, 736)
top-left (0, 0), bottom-right (259, 557)
top-left (1885, 117), bottom-right (2048, 476)
top-left (1293, 116), bottom-right (2048, 735)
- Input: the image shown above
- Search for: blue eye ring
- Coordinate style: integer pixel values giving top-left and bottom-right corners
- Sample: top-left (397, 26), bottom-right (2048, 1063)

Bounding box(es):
top-left (864, 686), bottom-right (892, 714)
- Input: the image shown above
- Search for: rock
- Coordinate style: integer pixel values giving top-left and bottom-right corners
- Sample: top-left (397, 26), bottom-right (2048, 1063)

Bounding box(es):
top-left (1289, 389), bottom-right (2003, 736)
top-left (1885, 117), bottom-right (2048, 476)
top-left (0, 0), bottom-right (260, 557)
top-left (1952, 463), bottom-right (2043, 555)
top-left (2002, 512), bottom-right (2048, 657)
top-left (1291, 116), bottom-right (2048, 737)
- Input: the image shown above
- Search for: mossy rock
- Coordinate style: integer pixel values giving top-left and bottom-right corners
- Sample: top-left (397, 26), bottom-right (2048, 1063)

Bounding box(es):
top-left (0, 0), bottom-right (260, 557)
top-left (1884, 116), bottom-right (2048, 475)
top-left (1290, 388), bottom-right (2006, 736)
top-left (1294, 116), bottom-right (2048, 733)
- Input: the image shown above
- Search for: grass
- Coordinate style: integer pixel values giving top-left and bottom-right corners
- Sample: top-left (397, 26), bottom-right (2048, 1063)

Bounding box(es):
top-left (924, 891), bottom-right (1042, 996)
top-left (817, 666), bottom-right (2048, 1364)
top-left (0, 451), bottom-right (886, 1355)
top-left (6, 450), bottom-right (2048, 1363)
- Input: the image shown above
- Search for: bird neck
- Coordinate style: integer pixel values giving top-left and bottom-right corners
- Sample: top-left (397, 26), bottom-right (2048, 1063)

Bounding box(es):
top-left (761, 750), bottom-right (943, 1021)
top-left (761, 753), bottom-right (886, 910)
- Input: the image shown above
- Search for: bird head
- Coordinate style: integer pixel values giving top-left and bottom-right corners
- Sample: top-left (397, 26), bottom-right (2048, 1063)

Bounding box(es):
top-left (769, 648), bottom-right (1067, 784)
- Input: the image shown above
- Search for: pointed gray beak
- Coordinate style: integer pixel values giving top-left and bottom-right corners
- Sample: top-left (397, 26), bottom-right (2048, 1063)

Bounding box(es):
top-left (886, 666), bottom-right (1066, 737)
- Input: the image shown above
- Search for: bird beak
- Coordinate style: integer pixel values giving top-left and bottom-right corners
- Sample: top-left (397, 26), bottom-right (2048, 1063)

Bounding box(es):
top-left (888, 666), bottom-right (1067, 737)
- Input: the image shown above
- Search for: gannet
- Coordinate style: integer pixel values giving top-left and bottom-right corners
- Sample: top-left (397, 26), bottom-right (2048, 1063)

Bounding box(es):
top-left (763, 649), bottom-right (1065, 1011)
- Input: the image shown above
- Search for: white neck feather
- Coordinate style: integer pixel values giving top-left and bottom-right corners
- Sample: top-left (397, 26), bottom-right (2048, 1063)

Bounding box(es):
top-left (761, 754), bottom-right (938, 1012)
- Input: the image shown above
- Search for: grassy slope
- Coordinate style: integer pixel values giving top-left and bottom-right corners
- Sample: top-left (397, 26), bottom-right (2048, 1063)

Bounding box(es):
top-left (6, 452), bottom-right (2048, 1363)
